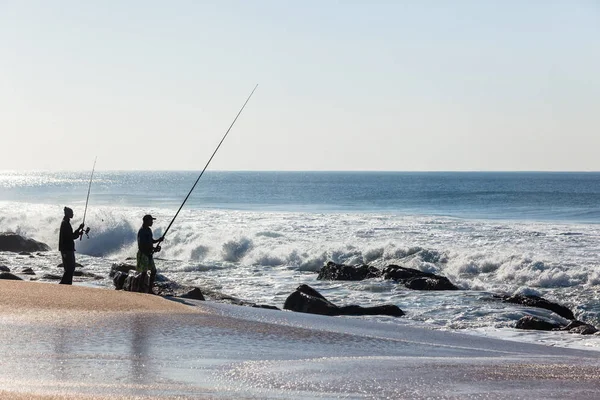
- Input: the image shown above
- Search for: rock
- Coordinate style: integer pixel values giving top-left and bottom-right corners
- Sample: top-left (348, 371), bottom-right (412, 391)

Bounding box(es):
top-left (383, 265), bottom-right (459, 290)
top-left (515, 316), bottom-right (561, 331)
top-left (19, 251), bottom-right (31, 256)
top-left (283, 284), bottom-right (404, 317)
top-left (0, 272), bottom-right (23, 280)
top-left (404, 276), bottom-right (457, 290)
top-left (41, 274), bottom-right (62, 280)
top-left (123, 272), bottom-right (150, 293)
top-left (21, 267), bottom-right (35, 275)
top-left (57, 263), bottom-right (84, 269)
top-left (317, 261), bottom-right (382, 281)
top-left (317, 262), bottom-right (458, 290)
top-left (252, 304), bottom-right (280, 310)
top-left (0, 233), bottom-right (50, 253)
top-left (179, 287), bottom-right (205, 301)
top-left (499, 294), bottom-right (575, 320)
top-left (559, 320), bottom-right (599, 335)
top-left (109, 263), bottom-right (137, 278)
top-left (0, 265), bottom-right (10, 272)
top-left (113, 271), bottom-right (128, 290)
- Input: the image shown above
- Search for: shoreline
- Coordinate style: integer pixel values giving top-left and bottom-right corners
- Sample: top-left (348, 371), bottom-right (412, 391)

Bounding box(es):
top-left (2, 281), bottom-right (600, 399)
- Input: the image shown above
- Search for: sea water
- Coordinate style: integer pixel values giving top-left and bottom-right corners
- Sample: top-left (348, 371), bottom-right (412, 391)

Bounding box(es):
top-left (1, 170), bottom-right (599, 351)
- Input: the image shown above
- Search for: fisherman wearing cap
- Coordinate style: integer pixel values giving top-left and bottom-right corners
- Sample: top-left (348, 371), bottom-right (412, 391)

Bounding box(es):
top-left (137, 214), bottom-right (164, 293)
top-left (58, 207), bottom-right (86, 285)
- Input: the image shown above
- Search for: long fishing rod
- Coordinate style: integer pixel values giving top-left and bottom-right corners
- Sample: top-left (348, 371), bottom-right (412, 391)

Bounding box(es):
top-left (80, 157), bottom-right (96, 240)
top-left (161, 84), bottom-right (258, 240)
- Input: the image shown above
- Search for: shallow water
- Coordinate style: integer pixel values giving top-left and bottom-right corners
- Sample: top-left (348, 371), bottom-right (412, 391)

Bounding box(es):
top-left (1, 170), bottom-right (600, 352)
top-left (1, 301), bottom-right (600, 399)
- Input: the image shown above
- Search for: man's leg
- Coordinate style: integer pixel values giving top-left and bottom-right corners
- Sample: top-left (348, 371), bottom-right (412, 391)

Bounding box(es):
top-left (148, 258), bottom-right (157, 294)
top-left (59, 251), bottom-right (76, 285)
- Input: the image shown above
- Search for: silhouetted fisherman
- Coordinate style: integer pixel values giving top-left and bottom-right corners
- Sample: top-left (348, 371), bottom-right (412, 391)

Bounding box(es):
top-left (137, 214), bottom-right (164, 293)
top-left (58, 207), bottom-right (86, 285)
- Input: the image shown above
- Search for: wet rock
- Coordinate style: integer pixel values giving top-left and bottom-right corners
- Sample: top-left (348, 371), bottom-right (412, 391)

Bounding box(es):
top-left (383, 265), bottom-right (459, 290)
top-left (57, 263), bottom-right (84, 269)
top-left (515, 316), bottom-right (562, 331)
top-left (498, 294), bottom-right (575, 320)
top-left (283, 284), bottom-right (404, 317)
top-left (179, 287), bottom-right (205, 301)
top-left (0, 265), bottom-right (10, 272)
top-left (318, 262), bottom-right (458, 291)
top-left (252, 304), bottom-right (280, 310)
top-left (0, 272), bottom-right (23, 280)
top-left (21, 267), bottom-right (35, 275)
top-left (0, 233), bottom-right (50, 252)
top-left (559, 320), bottom-right (599, 335)
top-left (113, 271), bottom-right (128, 290)
top-left (109, 263), bottom-right (137, 278)
top-left (19, 251), bottom-right (31, 256)
top-left (41, 274), bottom-right (62, 280)
top-left (317, 261), bottom-right (382, 281)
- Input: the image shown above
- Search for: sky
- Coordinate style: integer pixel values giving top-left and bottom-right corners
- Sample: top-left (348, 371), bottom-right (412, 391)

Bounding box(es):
top-left (1, 0), bottom-right (599, 171)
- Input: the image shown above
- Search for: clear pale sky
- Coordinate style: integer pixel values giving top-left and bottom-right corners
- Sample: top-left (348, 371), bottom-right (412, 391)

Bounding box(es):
top-left (1, 1), bottom-right (599, 171)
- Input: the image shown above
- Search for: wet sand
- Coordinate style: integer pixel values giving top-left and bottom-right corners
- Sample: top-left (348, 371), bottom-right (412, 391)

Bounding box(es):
top-left (1, 280), bottom-right (600, 399)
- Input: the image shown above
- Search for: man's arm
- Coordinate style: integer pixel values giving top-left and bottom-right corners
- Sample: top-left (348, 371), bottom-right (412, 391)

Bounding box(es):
top-left (68, 223), bottom-right (84, 239)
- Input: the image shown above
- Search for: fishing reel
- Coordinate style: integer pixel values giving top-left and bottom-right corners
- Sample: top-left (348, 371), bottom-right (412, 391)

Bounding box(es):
top-left (79, 226), bottom-right (91, 240)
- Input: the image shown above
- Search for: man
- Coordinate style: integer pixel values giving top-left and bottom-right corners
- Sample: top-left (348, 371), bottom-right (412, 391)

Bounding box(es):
top-left (58, 207), bottom-right (86, 285)
top-left (137, 214), bottom-right (164, 294)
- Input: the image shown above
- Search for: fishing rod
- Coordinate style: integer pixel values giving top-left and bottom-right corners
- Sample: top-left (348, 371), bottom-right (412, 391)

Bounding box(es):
top-left (161, 84), bottom-right (258, 240)
top-left (80, 157), bottom-right (96, 240)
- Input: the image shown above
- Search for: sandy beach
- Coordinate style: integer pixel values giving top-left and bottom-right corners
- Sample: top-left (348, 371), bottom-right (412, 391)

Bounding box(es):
top-left (1, 280), bottom-right (600, 399)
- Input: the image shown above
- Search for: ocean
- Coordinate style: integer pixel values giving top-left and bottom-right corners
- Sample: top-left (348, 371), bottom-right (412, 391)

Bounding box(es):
top-left (1, 170), bottom-right (599, 351)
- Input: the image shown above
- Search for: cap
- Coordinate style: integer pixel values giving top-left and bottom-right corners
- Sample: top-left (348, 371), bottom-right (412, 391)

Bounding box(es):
top-left (143, 214), bottom-right (156, 221)
top-left (64, 207), bottom-right (73, 215)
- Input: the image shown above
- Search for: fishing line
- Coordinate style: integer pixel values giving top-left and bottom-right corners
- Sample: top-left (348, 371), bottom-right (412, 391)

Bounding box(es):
top-left (80, 156), bottom-right (96, 240)
top-left (161, 84), bottom-right (258, 239)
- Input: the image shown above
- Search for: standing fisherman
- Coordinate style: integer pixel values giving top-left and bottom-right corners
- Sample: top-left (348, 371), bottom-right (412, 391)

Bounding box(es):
top-left (137, 214), bottom-right (164, 294)
top-left (58, 207), bottom-right (86, 285)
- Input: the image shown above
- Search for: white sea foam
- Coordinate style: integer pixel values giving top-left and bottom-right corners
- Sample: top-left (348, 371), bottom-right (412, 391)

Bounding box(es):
top-left (1, 200), bottom-right (599, 351)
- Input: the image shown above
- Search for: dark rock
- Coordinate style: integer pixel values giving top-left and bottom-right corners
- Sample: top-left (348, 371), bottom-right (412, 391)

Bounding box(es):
top-left (21, 267), bottom-right (35, 275)
top-left (179, 287), bottom-right (205, 301)
top-left (559, 320), bottom-right (599, 335)
top-left (113, 271), bottom-right (128, 290)
top-left (339, 304), bottom-right (405, 317)
top-left (0, 265), bottom-right (10, 272)
top-left (317, 261), bottom-right (382, 281)
top-left (0, 233), bottom-right (50, 252)
top-left (283, 284), bottom-right (404, 317)
top-left (57, 263), bottom-right (84, 269)
top-left (41, 274), bottom-right (62, 280)
top-left (109, 263), bottom-right (137, 278)
top-left (499, 294), bottom-right (575, 320)
top-left (19, 251), bottom-right (31, 256)
top-left (515, 316), bottom-right (561, 331)
top-left (123, 272), bottom-right (150, 293)
top-left (404, 276), bottom-right (457, 290)
top-left (252, 304), bottom-right (280, 310)
top-left (0, 272), bottom-right (23, 280)
top-left (383, 265), bottom-right (459, 290)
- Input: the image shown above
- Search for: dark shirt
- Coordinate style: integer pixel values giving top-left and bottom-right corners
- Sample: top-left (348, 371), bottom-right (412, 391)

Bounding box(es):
top-left (137, 226), bottom-right (154, 257)
top-left (59, 219), bottom-right (79, 252)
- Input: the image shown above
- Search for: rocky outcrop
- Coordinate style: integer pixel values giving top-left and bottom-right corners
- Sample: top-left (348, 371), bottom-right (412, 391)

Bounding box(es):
top-left (515, 315), bottom-right (599, 335)
top-left (0, 233), bottom-right (50, 253)
top-left (515, 316), bottom-right (561, 331)
top-left (109, 263), bottom-right (137, 278)
top-left (317, 262), bottom-right (381, 281)
top-left (0, 265), bottom-right (10, 272)
top-left (497, 294), bottom-right (575, 320)
top-left (283, 284), bottom-right (404, 317)
top-left (0, 272), bottom-right (23, 280)
top-left (317, 262), bottom-right (458, 290)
